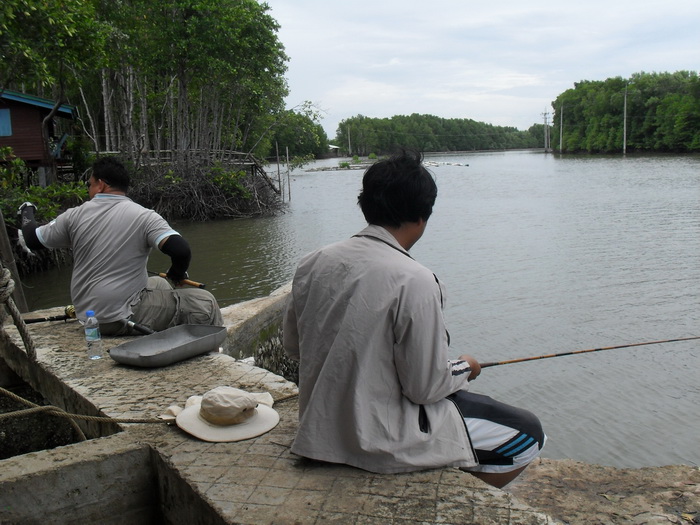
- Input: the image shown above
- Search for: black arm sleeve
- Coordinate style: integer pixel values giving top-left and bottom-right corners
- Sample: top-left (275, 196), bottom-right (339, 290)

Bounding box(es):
top-left (159, 235), bottom-right (191, 281)
top-left (20, 211), bottom-right (45, 251)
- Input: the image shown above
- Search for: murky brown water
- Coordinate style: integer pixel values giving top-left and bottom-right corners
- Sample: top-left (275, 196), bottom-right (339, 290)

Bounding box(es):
top-left (24, 151), bottom-right (700, 468)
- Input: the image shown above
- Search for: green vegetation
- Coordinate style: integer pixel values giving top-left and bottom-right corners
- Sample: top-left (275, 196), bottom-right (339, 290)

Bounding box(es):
top-left (1, 144), bottom-right (285, 274)
top-left (1, 0), bottom-right (330, 165)
top-left (270, 105), bottom-right (329, 158)
top-left (1, 182), bottom-right (86, 224)
top-left (126, 162), bottom-right (278, 222)
top-left (552, 71), bottom-right (700, 153)
top-left (88, 0), bottom-right (291, 160)
top-left (335, 114), bottom-right (544, 155)
top-left (1, 0), bottom-right (105, 92)
top-left (0, 148), bottom-right (87, 222)
top-left (333, 71), bottom-right (700, 155)
top-left (1, 0), bottom-right (316, 239)
top-left (0, 148), bottom-right (86, 273)
top-left (2, 0), bottom-right (698, 202)
top-left (5, 2), bottom-right (696, 164)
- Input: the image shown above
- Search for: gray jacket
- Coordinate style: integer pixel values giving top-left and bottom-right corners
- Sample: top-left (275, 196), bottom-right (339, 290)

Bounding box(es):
top-left (283, 225), bottom-right (477, 473)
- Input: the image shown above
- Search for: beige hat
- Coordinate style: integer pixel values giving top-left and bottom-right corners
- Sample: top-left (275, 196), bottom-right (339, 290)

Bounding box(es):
top-left (175, 386), bottom-right (279, 442)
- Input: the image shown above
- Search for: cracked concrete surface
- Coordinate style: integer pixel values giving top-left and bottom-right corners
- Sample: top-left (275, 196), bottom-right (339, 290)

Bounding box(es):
top-left (3, 303), bottom-right (693, 524)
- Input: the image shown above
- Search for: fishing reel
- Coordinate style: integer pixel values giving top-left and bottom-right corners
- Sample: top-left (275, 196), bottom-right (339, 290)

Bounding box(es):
top-left (24, 304), bottom-right (78, 325)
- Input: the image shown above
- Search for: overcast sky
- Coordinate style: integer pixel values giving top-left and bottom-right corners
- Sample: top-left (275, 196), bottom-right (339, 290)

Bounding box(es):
top-left (263, 0), bottom-right (699, 139)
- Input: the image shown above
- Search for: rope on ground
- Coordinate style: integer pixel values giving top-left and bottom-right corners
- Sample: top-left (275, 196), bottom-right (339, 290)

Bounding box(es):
top-left (0, 385), bottom-right (165, 444)
top-left (275, 391), bottom-right (299, 404)
top-left (0, 405), bottom-right (164, 425)
top-left (0, 264), bottom-right (36, 361)
top-left (1, 384), bottom-right (86, 440)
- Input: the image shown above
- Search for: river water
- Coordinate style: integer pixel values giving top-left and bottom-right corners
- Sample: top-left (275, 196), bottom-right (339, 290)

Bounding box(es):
top-left (24, 151), bottom-right (700, 469)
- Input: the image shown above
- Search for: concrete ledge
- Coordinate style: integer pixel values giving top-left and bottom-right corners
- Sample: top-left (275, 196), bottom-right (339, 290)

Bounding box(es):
top-left (0, 436), bottom-right (161, 524)
top-left (220, 282), bottom-right (291, 360)
top-left (154, 396), bottom-right (558, 524)
top-left (0, 318), bottom-right (121, 439)
top-left (0, 302), bottom-right (559, 524)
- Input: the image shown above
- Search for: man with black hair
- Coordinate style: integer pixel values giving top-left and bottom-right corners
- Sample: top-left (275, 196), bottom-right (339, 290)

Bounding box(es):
top-left (18, 156), bottom-right (222, 335)
top-left (283, 150), bottom-right (545, 488)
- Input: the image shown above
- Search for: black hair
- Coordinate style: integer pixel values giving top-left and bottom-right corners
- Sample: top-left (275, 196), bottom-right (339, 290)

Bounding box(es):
top-left (92, 157), bottom-right (130, 192)
top-left (357, 150), bottom-right (437, 228)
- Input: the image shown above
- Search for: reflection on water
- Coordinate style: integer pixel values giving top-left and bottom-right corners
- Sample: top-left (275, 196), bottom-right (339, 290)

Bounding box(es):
top-left (22, 151), bottom-right (700, 468)
top-left (148, 164), bottom-right (367, 307)
top-left (149, 216), bottom-right (297, 306)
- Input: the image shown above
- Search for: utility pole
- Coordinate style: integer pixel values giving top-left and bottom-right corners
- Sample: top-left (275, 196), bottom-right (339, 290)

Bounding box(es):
top-left (559, 104), bottom-right (564, 154)
top-left (623, 83), bottom-right (628, 156)
top-left (542, 110), bottom-right (551, 152)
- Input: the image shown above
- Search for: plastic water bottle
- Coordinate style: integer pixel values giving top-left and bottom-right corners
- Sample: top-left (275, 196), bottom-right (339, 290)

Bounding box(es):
top-left (85, 310), bottom-right (103, 360)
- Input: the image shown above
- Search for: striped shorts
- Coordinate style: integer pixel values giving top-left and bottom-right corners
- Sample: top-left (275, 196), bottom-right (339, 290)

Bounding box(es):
top-left (448, 391), bottom-right (546, 474)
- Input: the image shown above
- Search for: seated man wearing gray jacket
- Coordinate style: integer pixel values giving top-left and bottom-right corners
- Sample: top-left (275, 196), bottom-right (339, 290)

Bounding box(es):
top-left (283, 150), bottom-right (545, 488)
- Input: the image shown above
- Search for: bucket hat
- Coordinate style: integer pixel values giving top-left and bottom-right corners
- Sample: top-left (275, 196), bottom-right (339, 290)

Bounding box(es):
top-left (175, 386), bottom-right (279, 442)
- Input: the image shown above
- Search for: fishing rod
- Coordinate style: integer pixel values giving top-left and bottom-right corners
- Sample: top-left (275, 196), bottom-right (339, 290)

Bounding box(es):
top-left (23, 305), bottom-right (76, 324)
top-left (479, 336), bottom-right (700, 368)
top-left (22, 306), bottom-right (153, 335)
top-left (148, 271), bottom-right (206, 289)
top-left (24, 307), bottom-right (154, 337)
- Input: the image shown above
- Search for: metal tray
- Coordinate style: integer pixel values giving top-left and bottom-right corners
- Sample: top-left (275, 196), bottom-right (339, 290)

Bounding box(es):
top-left (108, 324), bottom-right (227, 368)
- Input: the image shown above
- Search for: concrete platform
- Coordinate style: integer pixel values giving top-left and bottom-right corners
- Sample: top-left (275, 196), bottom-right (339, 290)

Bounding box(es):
top-left (0, 301), bottom-right (560, 524)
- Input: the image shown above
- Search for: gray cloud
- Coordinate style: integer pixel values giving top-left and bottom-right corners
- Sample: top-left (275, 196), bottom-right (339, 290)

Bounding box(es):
top-left (265, 0), bottom-right (700, 137)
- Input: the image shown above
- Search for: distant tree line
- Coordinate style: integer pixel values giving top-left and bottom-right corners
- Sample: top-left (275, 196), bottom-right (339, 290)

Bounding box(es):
top-left (552, 71), bottom-right (700, 153)
top-left (333, 114), bottom-right (544, 156)
top-left (4, 0), bottom-right (697, 173)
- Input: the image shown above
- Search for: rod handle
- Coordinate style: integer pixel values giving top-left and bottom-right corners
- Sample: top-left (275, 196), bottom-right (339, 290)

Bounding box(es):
top-left (126, 319), bottom-right (155, 335)
top-left (157, 272), bottom-right (206, 289)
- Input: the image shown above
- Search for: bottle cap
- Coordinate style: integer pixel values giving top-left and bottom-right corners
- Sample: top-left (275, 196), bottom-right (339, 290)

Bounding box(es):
top-left (86, 310), bottom-right (95, 317)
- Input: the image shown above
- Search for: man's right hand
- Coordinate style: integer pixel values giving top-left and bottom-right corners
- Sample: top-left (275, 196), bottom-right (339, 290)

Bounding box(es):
top-left (17, 202), bottom-right (37, 225)
top-left (16, 201), bottom-right (45, 252)
top-left (457, 354), bottom-right (482, 381)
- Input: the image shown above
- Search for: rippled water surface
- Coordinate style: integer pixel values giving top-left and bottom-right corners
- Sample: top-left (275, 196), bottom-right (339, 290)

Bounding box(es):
top-left (26, 151), bottom-right (700, 468)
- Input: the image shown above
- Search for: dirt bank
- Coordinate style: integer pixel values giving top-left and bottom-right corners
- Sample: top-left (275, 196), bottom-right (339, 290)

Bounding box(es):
top-left (508, 458), bottom-right (699, 524)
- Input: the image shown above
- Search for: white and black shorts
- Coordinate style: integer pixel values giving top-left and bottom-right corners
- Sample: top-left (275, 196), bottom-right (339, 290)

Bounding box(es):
top-left (448, 391), bottom-right (546, 474)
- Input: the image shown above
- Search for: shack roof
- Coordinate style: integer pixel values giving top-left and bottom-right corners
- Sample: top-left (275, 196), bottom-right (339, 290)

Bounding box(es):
top-left (0, 89), bottom-right (76, 119)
